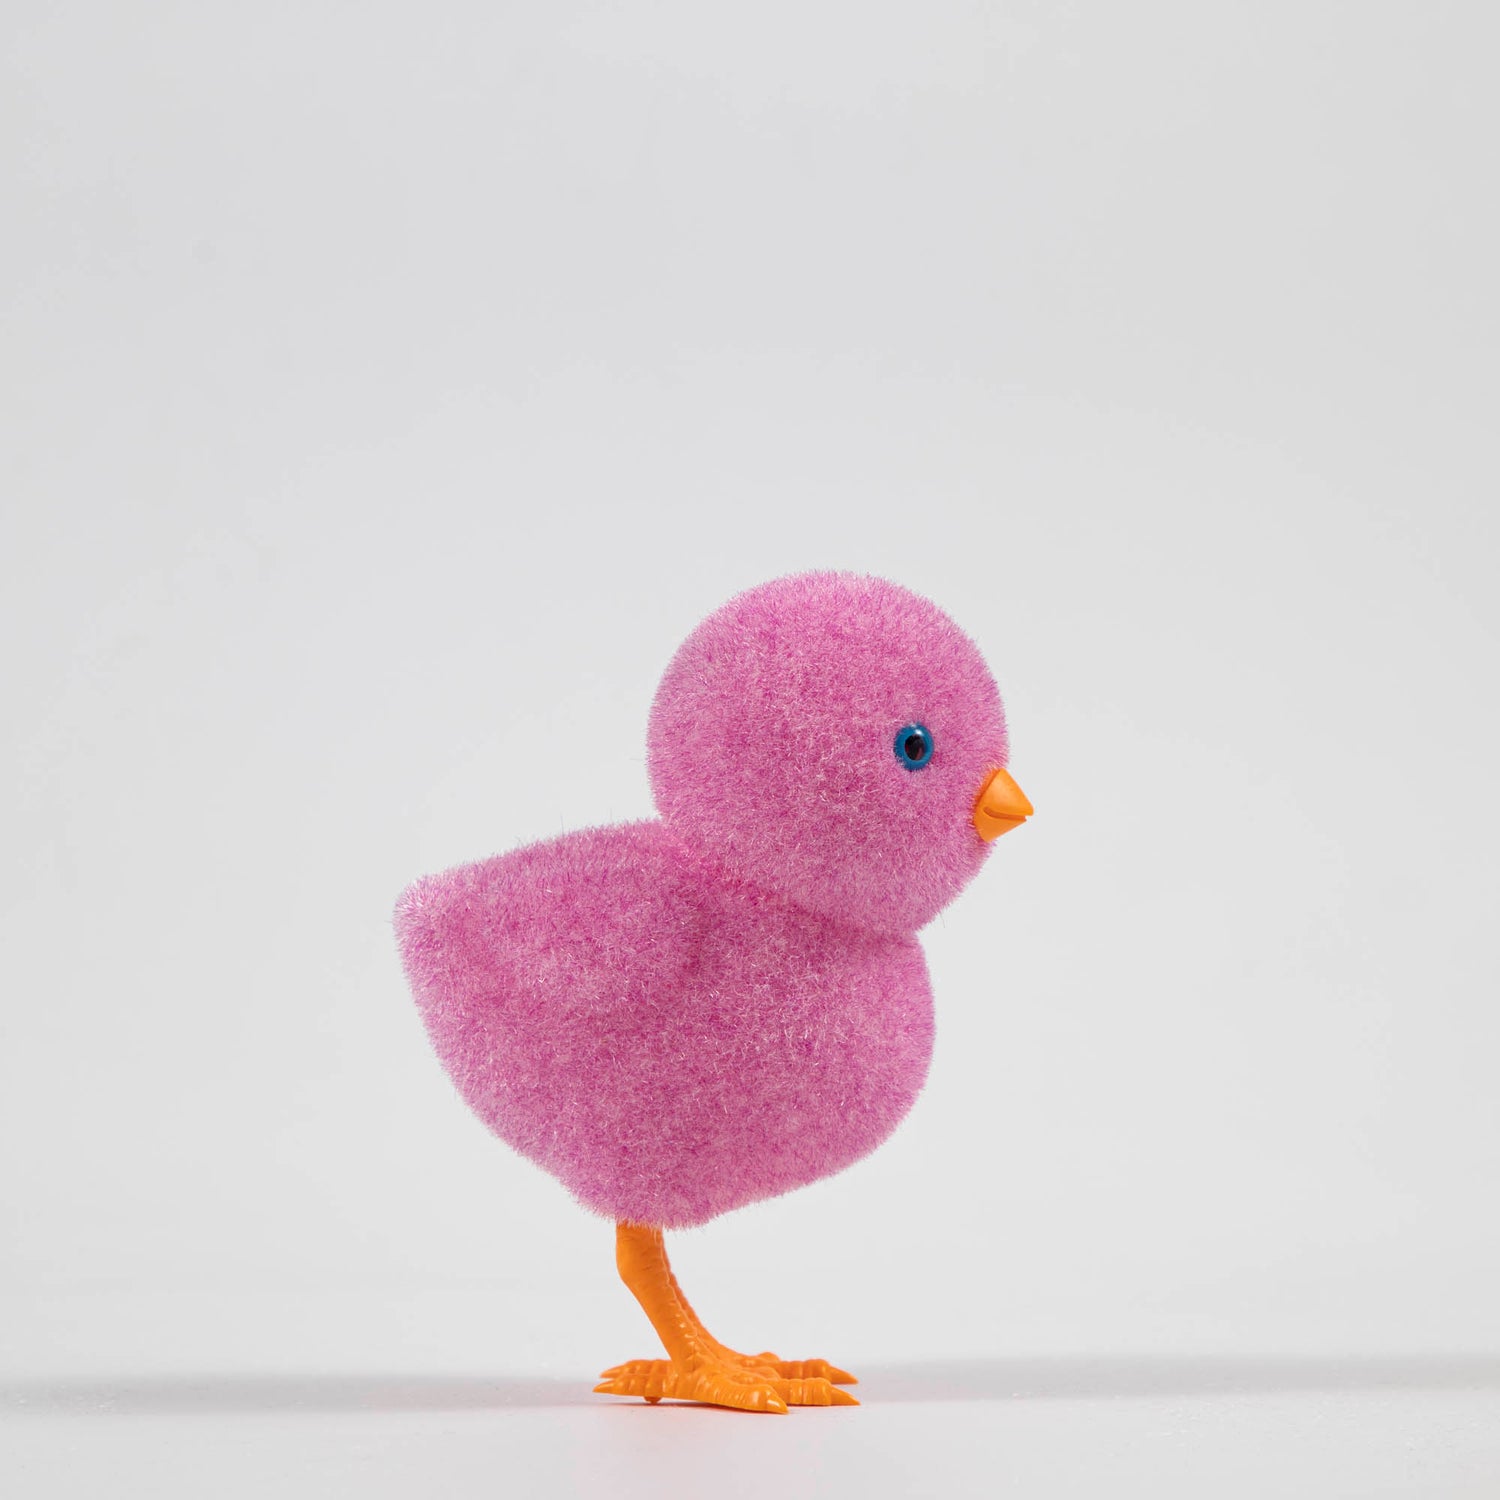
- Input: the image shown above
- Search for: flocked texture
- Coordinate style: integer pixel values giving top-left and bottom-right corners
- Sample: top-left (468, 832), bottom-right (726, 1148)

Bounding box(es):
top-left (649, 572), bottom-right (1008, 933)
top-left (396, 573), bottom-right (1010, 1227)
top-left (398, 823), bottom-right (933, 1227)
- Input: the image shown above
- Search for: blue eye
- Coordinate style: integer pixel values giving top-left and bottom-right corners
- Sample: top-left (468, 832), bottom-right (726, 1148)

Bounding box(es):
top-left (894, 723), bottom-right (933, 770)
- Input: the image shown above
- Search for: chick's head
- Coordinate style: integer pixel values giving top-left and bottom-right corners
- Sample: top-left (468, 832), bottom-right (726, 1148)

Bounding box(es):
top-left (648, 572), bottom-right (1017, 935)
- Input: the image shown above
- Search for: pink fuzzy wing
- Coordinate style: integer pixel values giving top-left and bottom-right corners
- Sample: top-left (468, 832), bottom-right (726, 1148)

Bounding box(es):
top-left (394, 820), bottom-right (706, 1187)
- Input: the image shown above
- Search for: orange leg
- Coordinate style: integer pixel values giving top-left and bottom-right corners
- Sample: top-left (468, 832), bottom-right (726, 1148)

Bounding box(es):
top-left (593, 1224), bottom-right (858, 1412)
top-left (664, 1252), bottom-right (857, 1385)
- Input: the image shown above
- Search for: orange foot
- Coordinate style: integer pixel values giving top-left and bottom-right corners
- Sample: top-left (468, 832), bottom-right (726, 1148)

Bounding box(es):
top-left (594, 1355), bottom-right (855, 1411)
top-left (595, 1223), bottom-right (859, 1414)
top-left (598, 1357), bottom-right (857, 1408)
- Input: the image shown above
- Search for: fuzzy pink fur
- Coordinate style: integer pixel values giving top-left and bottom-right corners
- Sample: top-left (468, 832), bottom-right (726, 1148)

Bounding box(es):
top-left (396, 573), bottom-right (1009, 1228)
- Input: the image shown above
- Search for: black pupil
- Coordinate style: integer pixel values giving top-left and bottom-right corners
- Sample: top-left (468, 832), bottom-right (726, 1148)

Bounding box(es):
top-left (904, 732), bottom-right (926, 762)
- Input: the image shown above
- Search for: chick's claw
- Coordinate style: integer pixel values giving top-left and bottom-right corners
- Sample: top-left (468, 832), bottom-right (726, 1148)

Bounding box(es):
top-left (778, 1376), bottom-right (858, 1407)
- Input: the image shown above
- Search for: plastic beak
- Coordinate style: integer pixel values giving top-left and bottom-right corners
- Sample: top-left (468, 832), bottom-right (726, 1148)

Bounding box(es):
top-left (973, 767), bottom-right (1033, 842)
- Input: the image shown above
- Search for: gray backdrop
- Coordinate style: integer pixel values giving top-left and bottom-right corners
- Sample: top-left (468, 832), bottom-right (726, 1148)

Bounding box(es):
top-left (4, 3), bottom-right (1498, 1495)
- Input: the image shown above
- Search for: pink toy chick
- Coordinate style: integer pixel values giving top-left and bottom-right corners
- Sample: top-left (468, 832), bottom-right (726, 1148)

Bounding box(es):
top-left (396, 572), bottom-right (1031, 1413)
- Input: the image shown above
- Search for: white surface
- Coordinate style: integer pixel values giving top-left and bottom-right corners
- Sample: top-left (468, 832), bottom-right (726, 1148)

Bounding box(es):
top-left (7, 1360), bottom-right (1500, 1500)
top-left (3, 1), bottom-right (1498, 1495)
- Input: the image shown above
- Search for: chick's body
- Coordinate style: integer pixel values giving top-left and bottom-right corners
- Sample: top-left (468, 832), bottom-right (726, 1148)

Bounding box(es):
top-left (395, 572), bottom-right (1030, 1414)
top-left (399, 820), bottom-right (932, 1228)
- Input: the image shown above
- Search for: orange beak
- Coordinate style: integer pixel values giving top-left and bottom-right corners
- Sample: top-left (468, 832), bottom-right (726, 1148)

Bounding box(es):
top-left (973, 767), bottom-right (1033, 841)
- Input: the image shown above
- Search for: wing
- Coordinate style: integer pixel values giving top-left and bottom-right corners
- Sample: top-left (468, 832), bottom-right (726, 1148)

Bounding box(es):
top-left (394, 819), bottom-right (706, 1169)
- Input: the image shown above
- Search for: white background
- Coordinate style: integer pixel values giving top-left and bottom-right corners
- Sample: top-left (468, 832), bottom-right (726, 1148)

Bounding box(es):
top-left (4, 2), bottom-right (1498, 1494)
